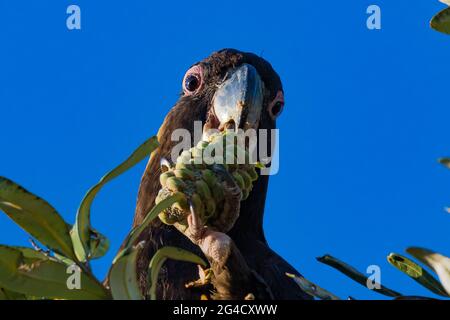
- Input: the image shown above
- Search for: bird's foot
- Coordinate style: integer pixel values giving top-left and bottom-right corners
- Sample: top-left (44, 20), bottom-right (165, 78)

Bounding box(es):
top-left (185, 206), bottom-right (232, 267)
top-left (185, 265), bottom-right (213, 289)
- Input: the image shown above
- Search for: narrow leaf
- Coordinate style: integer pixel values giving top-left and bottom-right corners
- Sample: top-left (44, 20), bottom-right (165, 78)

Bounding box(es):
top-left (0, 245), bottom-right (109, 300)
top-left (148, 246), bottom-right (207, 300)
top-left (119, 193), bottom-right (184, 256)
top-left (431, 7), bottom-right (450, 35)
top-left (0, 178), bottom-right (76, 261)
top-left (0, 288), bottom-right (26, 300)
top-left (88, 228), bottom-right (110, 259)
top-left (387, 253), bottom-right (449, 297)
top-left (439, 158), bottom-right (450, 169)
top-left (407, 247), bottom-right (450, 295)
top-left (286, 273), bottom-right (340, 300)
top-left (317, 254), bottom-right (402, 297)
top-left (109, 242), bottom-right (144, 300)
top-left (72, 136), bottom-right (159, 262)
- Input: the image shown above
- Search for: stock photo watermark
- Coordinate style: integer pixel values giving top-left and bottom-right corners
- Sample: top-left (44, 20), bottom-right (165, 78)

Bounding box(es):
top-left (66, 5), bottom-right (81, 30)
top-left (367, 5), bottom-right (381, 30)
top-left (66, 264), bottom-right (82, 290)
top-left (366, 265), bottom-right (382, 290)
top-left (170, 121), bottom-right (280, 176)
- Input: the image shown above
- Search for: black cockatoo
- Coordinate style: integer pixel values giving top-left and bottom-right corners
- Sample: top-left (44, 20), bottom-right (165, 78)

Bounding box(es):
top-left (130, 49), bottom-right (311, 300)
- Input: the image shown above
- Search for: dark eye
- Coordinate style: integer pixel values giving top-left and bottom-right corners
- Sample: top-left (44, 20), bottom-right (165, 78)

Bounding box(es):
top-left (271, 102), bottom-right (283, 117)
top-left (182, 65), bottom-right (203, 95)
top-left (184, 74), bottom-right (200, 92)
top-left (268, 91), bottom-right (285, 120)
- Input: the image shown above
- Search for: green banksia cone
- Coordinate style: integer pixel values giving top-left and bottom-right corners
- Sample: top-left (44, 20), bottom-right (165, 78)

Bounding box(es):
top-left (155, 131), bottom-right (260, 231)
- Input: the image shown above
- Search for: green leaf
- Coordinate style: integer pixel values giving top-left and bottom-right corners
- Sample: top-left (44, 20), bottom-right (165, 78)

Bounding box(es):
top-left (286, 273), bottom-right (340, 300)
top-left (0, 177), bottom-right (76, 261)
top-left (0, 288), bottom-right (26, 300)
top-left (431, 7), bottom-right (450, 35)
top-left (0, 245), bottom-right (110, 300)
top-left (439, 158), bottom-right (450, 168)
top-left (70, 227), bottom-right (110, 262)
top-left (148, 246), bottom-right (207, 300)
top-left (1, 247), bottom-right (56, 300)
top-left (88, 228), bottom-right (110, 259)
top-left (387, 253), bottom-right (449, 297)
top-left (72, 136), bottom-right (159, 262)
top-left (407, 247), bottom-right (450, 296)
top-left (317, 254), bottom-right (402, 298)
top-left (119, 193), bottom-right (184, 256)
top-left (109, 242), bottom-right (144, 300)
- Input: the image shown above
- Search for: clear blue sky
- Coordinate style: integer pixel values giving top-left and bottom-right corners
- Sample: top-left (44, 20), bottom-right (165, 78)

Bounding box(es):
top-left (1, 1), bottom-right (450, 300)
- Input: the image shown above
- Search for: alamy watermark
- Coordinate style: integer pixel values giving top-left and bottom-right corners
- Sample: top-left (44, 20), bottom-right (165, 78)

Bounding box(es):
top-left (66, 5), bottom-right (81, 30)
top-left (170, 121), bottom-right (279, 176)
top-left (367, 5), bottom-right (381, 30)
top-left (66, 264), bottom-right (82, 290)
top-left (366, 264), bottom-right (382, 290)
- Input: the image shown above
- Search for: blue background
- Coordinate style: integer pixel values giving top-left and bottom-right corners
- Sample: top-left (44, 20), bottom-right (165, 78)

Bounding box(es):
top-left (1, 1), bottom-right (449, 299)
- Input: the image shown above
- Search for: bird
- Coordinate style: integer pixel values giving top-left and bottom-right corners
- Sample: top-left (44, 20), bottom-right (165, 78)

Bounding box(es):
top-left (129, 49), bottom-right (312, 300)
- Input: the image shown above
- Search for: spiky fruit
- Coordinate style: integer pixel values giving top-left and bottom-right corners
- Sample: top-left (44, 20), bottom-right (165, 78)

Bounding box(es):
top-left (155, 130), bottom-right (260, 232)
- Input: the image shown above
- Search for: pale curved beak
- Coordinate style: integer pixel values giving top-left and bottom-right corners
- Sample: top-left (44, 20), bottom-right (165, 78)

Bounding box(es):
top-left (212, 63), bottom-right (263, 131)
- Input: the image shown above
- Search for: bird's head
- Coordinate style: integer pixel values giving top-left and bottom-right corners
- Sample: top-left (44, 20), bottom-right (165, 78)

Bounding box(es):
top-left (178, 48), bottom-right (284, 141)
top-left (136, 49), bottom-right (284, 241)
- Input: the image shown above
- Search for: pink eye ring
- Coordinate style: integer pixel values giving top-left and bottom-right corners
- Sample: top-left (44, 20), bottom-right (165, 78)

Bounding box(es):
top-left (182, 65), bottom-right (203, 95)
top-left (268, 91), bottom-right (284, 119)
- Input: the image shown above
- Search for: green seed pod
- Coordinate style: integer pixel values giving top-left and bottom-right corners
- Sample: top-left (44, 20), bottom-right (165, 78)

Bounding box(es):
top-left (174, 168), bottom-right (195, 181)
top-left (202, 169), bottom-right (217, 188)
top-left (225, 145), bottom-right (237, 165)
top-left (191, 146), bottom-right (204, 159)
top-left (159, 171), bottom-right (175, 187)
top-left (155, 189), bottom-right (165, 204)
top-left (191, 193), bottom-right (205, 220)
top-left (204, 198), bottom-right (216, 219)
top-left (211, 182), bottom-right (225, 203)
top-left (247, 166), bottom-right (258, 181)
top-left (235, 145), bottom-right (249, 164)
top-left (175, 161), bottom-right (194, 170)
top-left (158, 211), bottom-right (179, 225)
top-left (232, 171), bottom-right (245, 190)
top-left (195, 180), bottom-right (212, 200)
top-left (242, 188), bottom-right (250, 201)
top-left (207, 140), bottom-right (224, 158)
top-left (197, 140), bottom-right (210, 150)
top-left (172, 192), bottom-right (189, 212)
top-left (238, 169), bottom-right (252, 190)
top-left (165, 176), bottom-right (187, 192)
top-left (177, 150), bottom-right (192, 164)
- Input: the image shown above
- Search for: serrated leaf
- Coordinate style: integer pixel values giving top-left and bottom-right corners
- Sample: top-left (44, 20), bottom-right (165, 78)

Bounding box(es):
top-left (317, 254), bottom-right (402, 297)
top-left (431, 7), bottom-right (450, 35)
top-left (109, 243), bottom-right (144, 300)
top-left (148, 246), bottom-right (207, 300)
top-left (1, 247), bottom-right (56, 300)
top-left (0, 245), bottom-right (109, 300)
top-left (0, 178), bottom-right (76, 261)
top-left (286, 273), bottom-right (340, 300)
top-left (388, 253), bottom-right (449, 297)
top-left (407, 247), bottom-right (450, 295)
top-left (72, 136), bottom-right (159, 262)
